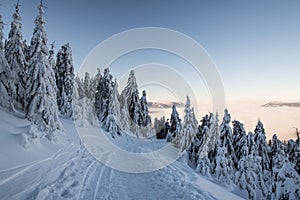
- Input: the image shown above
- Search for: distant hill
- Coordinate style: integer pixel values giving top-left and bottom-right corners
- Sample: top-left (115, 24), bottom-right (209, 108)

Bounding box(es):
top-left (148, 101), bottom-right (185, 109)
top-left (262, 101), bottom-right (300, 108)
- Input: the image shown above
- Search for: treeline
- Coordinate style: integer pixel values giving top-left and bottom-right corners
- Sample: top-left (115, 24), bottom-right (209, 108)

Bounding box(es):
top-left (155, 96), bottom-right (300, 199)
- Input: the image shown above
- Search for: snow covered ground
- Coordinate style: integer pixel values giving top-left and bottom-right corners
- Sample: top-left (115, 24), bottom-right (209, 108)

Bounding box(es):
top-left (0, 109), bottom-right (243, 200)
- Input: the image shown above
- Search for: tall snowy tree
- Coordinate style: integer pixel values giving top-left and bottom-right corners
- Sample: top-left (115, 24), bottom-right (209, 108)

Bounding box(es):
top-left (101, 78), bottom-right (121, 137)
top-left (119, 70), bottom-right (141, 133)
top-left (254, 120), bottom-right (270, 171)
top-left (217, 109), bottom-right (236, 180)
top-left (170, 104), bottom-right (181, 138)
top-left (269, 134), bottom-right (300, 199)
top-left (75, 75), bottom-right (84, 99)
top-left (214, 139), bottom-right (231, 184)
top-left (195, 113), bottom-right (219, 176)
top-left (90, 68), bottom-right (102, 101)
top-left (139, 90), bottom-right (151, 126)
top-left (179, 96), bottom-right (198, 151)
top-left (232, 120), bottom-right (247, 167)
top-left (285, 139), bottom-right (300, 174)
top-left (48, 42), bottom-right (56, 72)
top-left (83, 72), bottom-right (91, 99)
top-left (0, 14), bottom-right (12, 109)
top-left (129, 89), bottom-right (141, 126)
top-left (119, 70), bottom-right (138, 109)
top-left (95, 68), bottom-right (112, 120)
top-left (72, 77), bottom-right (97, 127)
top-left (25, 1), bottom-right (61, 139)
top-left (5, 2), bottom-right (27, 110)
top-left (55, 43), bottom-right (75, 117)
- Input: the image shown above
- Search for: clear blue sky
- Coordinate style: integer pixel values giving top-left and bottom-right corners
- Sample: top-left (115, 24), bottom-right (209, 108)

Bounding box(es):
top-left (1, 0), bottom-right (300, 101)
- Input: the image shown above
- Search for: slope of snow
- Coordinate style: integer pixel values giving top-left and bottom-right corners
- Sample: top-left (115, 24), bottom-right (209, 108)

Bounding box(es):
top-left (0, 109), bottom-right (243, 200)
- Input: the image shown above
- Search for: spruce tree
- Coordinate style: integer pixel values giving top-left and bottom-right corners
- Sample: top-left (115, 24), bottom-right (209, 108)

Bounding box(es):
top-left (179, 96), bottom-right (197, 151)
top-left (25, 1), bottom-right (61, 139)
top-left (270, 134), bottom-right (300, 199)
top-left (5, 2), bottom-right (27, 110)
top-left (55, 43), bottom-right (74, 117)
top-left (214, 139), bottom-right (231, 184)
top-left (83, 72), bottom-right (91, 99)
top-left (254, 120), bottom-right (271, 171)
top-left (219, 109), bottom-right (236, 177)
top-left (102, 79), bottom-right (121, 137)
top-left (170, 104), bottom-right (181, 138)
top-left (95, 68), bottom-right (112, 120)
top-left (0, 14), bottom-right (12, 109)
top-left (139, 90), bottom-right (151, 126)
top-left (232, 120), bottom-right (247, 167)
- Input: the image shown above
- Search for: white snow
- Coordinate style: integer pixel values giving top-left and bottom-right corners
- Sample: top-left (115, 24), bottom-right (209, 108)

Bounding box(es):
top-left (0, 109), bottom-right (243, 200)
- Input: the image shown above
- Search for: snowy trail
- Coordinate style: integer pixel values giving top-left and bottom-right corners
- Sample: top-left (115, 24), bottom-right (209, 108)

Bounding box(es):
top-left (0, 119), bottom-right (243, 200)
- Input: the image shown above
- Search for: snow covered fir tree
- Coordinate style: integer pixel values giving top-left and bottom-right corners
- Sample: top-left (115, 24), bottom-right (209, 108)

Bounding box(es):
top-left (0, 1), bottom-right (299, 200)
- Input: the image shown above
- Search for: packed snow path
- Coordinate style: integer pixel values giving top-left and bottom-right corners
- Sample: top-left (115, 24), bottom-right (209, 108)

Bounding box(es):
top-left (0, 113), bottom-right (243, 200)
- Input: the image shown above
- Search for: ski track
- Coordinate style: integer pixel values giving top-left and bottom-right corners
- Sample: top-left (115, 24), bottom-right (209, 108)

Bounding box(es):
top-left (0, 139), bottom-right (243, 200)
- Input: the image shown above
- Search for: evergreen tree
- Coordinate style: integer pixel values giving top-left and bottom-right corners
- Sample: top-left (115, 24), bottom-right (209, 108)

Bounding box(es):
top-left (55, 43), bottom-right (74, 117)
top-left (234, 142), bottom-right (258, 199)
top-left (75, 75), bottom-right (84, 99)
top-left (214, 139), bottom-right (231, 184)
top-left (95, 68), bottom-right (112, 119)
top-left (48, 42), bottom-right (56, 72)
top-left (101, 79), bottom-right (121, 137)
top-left (5, 2), bottom-right (27, 110)
top-left (139, 90), bottom-right (151, 126)
top-left (119, 70), bottom-right (138, 109)
top-left (83, 72), bottom-right (91, 99)
top-left (90, 68), bottom-right (102, 101)
top-left (270, 134), bottom-right (300, 199)
top-left (285, 139), bottom-right (300, 174)
top-left (129, 88), bottom-right (141, 126)
top-left (170, 104), bottom-right (181, 138)
top-left (179, 96), bottom-right (197, 151)
top-left (72, 78), bottom-right (96, 127)
top-left (218, 109), bottom-right (236, 177)
top-left (232, 120), bottom-right (247, 167)
top-left (254, 120), bottom-right (271, 171)
top-left (0, 14), bottom-right (12, 109)
top-left (25, 1), bottom-right (61, 139)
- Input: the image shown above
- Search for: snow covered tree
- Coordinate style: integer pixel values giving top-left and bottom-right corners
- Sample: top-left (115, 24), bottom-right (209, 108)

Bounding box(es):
top-left (5, 2), bottom-right (27, 110)
top-left (48, 42), bottom-right (56, 72)
top-left (94, 68), bottom-right (121, 137)
top-left (285, 139), bottom-right (300, 174)
top-left (214, 139), bottom-right (231, 184)
top-left (120, 70), bottom-right (138, 109)
top-left (72, 77), bottom-right (97, 127)
top-left (170, 104), bottom-right (181, 138)
top-left (95, 68), bottom-right (112, 119)
top-left (232, 120), bottom-right (247, 167)
top-left (89, 68), bottom-right (102, 100)
top-left (179, 96), bottom-right (198, 151)
top-left (269, 134), bottom-right (300, 199)
top-left (129, 89), bottom-right (141, 125)
top-left (218, 108), bottom-right (236, 177)
top-left (234, 142), bottom-right (259, 199)
top-left (83, 72), bottom-right (91, 99)
top-left (139, 90), bottom-right (151, 126)
top-left (254, 120), bottom-right (270, 171)
top-left (194, 113), bottom-right (219, 176)
top-left (119, 70), bottom-right (139, 130)
top-left (55, 43), bottom-right (75, 117)
top-left (0, 14), bottom-right (13, 109)
top-left (101, 78), bottom-right (121, 137)
top-left (194, 115), bottom-right (211, 175)
top-left (25, 1), bottom-right (61, 139)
